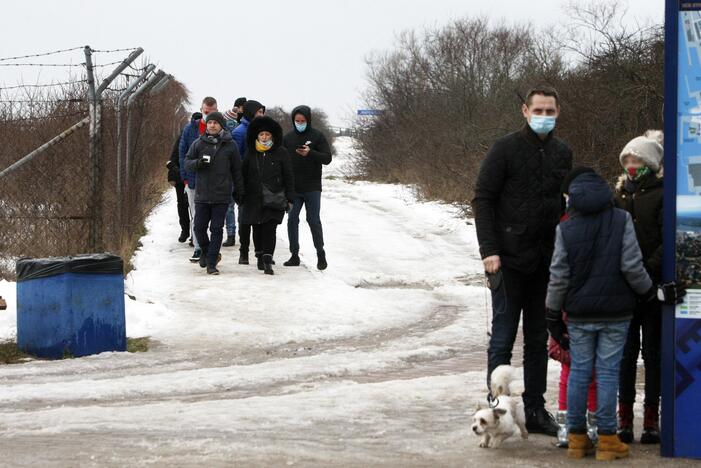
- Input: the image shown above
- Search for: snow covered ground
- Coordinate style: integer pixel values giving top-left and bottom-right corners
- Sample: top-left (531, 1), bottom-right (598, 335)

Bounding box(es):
top-left (0, 138), bottom-right (686, 467)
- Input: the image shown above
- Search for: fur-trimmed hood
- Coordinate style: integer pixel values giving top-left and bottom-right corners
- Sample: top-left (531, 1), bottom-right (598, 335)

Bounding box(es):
top-left (246, 116), bottom-right (284, 153)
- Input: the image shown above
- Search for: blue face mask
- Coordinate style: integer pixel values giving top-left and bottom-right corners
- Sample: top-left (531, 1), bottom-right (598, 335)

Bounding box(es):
top-left (295, 122), bottom-right (307, 133)
top-left (528, 115), bottom-right (557, 135)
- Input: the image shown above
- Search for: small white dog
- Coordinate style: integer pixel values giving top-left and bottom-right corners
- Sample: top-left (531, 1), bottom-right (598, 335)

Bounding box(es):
top-left (469, 365), bottom-right (528, 448)
top-left (471, 396), bottom-right (528, 448)
top-left (490, 364), bottom-right (524, 398)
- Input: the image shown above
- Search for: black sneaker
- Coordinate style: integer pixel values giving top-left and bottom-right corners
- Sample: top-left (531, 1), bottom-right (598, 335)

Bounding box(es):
top-left (238, 251), bottom-right (249, 265)
top-left (525, 407), bottom-right (559, 437)
top-left (189, 249), bottom-right (202, 263)
top-left (222, 236), bottom-right (236, 247)
top-left (284, 254), bottom-right (300, 267)
top-left (199, 253), bottom-right (207, 268)
top-left (317, 250), bottom-right (327, 270)
top-left (207, 265), bottom-right (219, 275)
top-left (178, 231), bottom-right (188, 243)
top-left (257, 253), bottom-right (264, 271)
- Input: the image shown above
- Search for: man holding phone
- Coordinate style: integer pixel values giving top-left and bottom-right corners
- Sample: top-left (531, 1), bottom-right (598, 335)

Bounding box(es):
top-left (282, 105), bottom-right (333, 270)
top-left (185, 112), bottom-right (245, 275)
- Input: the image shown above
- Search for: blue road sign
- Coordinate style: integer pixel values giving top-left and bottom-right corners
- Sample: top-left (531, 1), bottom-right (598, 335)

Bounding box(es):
top-left (662, 0), bottom-right (701, 459)
top-left (357, 109), bottom-right (385, 116)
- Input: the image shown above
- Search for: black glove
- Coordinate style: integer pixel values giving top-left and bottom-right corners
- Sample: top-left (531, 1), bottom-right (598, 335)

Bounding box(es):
top-left (546, 308), bottom-right (569, 350)
top-left (197, 157), bottom-right (210, 169)
top-left (655, 282), bottom-right (687, 305)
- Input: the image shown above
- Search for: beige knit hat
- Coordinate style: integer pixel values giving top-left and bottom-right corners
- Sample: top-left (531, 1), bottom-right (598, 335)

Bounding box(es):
top-left (619, 130), bottom-right (664, 172)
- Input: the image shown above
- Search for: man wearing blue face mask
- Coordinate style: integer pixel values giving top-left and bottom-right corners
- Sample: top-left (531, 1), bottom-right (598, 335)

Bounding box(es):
top-left (282, 105), bottom-right (333, 270)
top-left (472, 86), bottom-right (573, 437)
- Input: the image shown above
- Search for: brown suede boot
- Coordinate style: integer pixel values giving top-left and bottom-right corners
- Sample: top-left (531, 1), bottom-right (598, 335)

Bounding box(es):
top-left (617, 403), bottom-right (634, 444)
top-left (568, 433), bottom-right (595, 459)
top-left (596, 434), bottom-right (630, 461)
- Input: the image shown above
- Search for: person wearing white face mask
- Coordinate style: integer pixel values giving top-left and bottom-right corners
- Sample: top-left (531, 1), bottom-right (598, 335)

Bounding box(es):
top-left (472, 85), bottom-right (573, 437)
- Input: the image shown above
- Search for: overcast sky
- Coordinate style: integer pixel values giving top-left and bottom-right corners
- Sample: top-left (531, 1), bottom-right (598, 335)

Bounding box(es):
top-left (1, 0), bottom-right (663, 127)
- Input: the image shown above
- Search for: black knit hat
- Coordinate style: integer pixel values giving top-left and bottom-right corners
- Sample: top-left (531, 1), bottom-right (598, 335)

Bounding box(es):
top-left (234, 97), bottom-right (247, 107)
top-left (561, 166), bottom-right (596, 194)
top-left (243, 100), bottom-right (265, 121)
top-left (205, 111), bottom-right (226, 128)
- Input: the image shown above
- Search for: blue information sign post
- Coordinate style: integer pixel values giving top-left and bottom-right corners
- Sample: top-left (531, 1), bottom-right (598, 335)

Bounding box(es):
top-left (662, 0), bottom-right (701, 459)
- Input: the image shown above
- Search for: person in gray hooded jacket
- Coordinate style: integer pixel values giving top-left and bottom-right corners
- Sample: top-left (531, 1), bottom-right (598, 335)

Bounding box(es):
top-left (545, 167), bottom-right (654, 460)
top-left (185, 112), bottom-right (245, 275)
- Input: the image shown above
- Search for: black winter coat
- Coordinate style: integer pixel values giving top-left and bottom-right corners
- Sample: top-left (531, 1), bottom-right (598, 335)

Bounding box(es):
top-left (240, 117), bottom-right (296, 225)
top-left (472, 125), bottom-right (572, 273)
top-left (614, 172), bottom-right (663, 283)
top-left (167, 130), bottom-right (183, 184)
top-left (184, 130), bottom-right (244, 205)
top-left (282, 105), bottom-right (332, 193)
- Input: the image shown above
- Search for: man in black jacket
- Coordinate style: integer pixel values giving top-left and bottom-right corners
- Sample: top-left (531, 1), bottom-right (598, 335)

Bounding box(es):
top-left (167, 112), bottom-right (202, 243)
top-left (184, 112), bottom-right (245, 275)
top-left (472, 86), bottom-right (572, 436)
top-left (282, 106), bottom-right (333, 270)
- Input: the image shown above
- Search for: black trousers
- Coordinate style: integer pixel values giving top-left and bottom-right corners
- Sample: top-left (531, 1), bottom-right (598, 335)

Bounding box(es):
top-left (194, 203), bottom-right (228, 266)
top-left (238, 205), bottom-right (252, 253)
top-left (487, 264), bottom-right (549, 410)
top-left (175, 182), bottom-right (189, 234)
top-left (619, 300), bottom-right (661, 407)
top-left (252, 220), bottom-right (278, 256)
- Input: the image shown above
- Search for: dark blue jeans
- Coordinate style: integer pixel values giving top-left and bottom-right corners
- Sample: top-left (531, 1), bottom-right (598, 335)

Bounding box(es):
top-left (225, 197), bottom-right (236, 237)
top-left (194, 202), bottom-right (228, 266)
top-left (487, 264), bottom-right (549, 410)
top-left (287, 191), bottom-right (324, 255)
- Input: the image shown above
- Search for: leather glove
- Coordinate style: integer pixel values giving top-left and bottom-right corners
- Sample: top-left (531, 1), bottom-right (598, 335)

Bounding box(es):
top-left (652, 282), bottom-right (687, 305)
top-left (546, 308), bottom-right (569, 350)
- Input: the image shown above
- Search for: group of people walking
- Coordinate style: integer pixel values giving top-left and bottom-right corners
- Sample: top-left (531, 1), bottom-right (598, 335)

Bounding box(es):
top-left (473, 86), bottom-right (680, 460)
top-left (167, 96), bottom-right (332, 275)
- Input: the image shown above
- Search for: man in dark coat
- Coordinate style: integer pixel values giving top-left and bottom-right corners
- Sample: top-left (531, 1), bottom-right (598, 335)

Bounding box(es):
top-left (184, 112), bottom-right (245, 275)
top-left (167, 112), bottom-right (201, 243)
top-left (240, 116), bottom-right (295, 275)
top-left (472, 86), bottom-right (572, 436)
top-left (179, 97), bottom-right (218, 262)
top-left (282, 105), bottom-right (333, 270)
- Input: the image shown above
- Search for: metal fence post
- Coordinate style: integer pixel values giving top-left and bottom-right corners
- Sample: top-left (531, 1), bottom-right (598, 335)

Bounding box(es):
top-left (125, 70), bottom-right (165, 186)
top-left (116, 64), bottom-right (155, 201)
top-left (84, 46), bottom-right (101, 251)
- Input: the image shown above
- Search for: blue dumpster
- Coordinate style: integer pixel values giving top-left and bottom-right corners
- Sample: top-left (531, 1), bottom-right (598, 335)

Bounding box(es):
top-left (15, 253), bottom-right (126, 358)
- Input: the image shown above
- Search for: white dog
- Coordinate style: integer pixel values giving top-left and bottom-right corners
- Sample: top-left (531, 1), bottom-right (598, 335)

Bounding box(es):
top-left (469, 365), bottom-right (528, 448)
top-left (470, 395), bottom-right (528, 448)
top-left (490, 364), bottom-right (524, 398)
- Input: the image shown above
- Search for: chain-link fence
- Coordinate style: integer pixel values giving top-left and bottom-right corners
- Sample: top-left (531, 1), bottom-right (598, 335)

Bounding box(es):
top-left (0, 46), bottom-right (188, 280)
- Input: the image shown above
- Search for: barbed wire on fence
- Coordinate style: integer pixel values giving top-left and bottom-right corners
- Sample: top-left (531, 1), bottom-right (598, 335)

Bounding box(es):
top-left (0, 46), bottom-right (85, 62)
top-left (0, 80), bottom-right (87, 91)
top-left (90, 47), bottom-right (139, 54)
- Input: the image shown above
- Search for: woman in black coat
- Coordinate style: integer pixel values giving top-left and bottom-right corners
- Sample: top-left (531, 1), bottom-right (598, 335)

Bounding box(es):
top-left (240, 116), bottom-right (295, 275)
